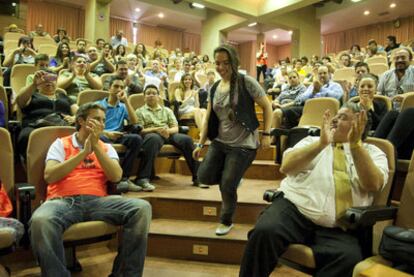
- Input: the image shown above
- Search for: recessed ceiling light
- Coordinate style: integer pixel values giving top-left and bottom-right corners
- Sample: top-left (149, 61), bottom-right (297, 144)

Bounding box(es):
top-left (272, 35), bottom-right (278, 39)
top-left (11, 2), bottom-right (16, 6)
top-left (288, 30), bottom-right (293, 35)
top-left (135, 8), bottom-right (140, 12)
top-left (158, 12), bottom-right (164, 18)
top-left (351, 0), bottom-right (362, 2)
top-left (192, 2), bottom-right (205, 8)
top-left (364, 10), bottom-right (370, 15)
top-left (390, 3), bottom-right (396, 8)
top-left (248, 22), bottom-right (257, 27)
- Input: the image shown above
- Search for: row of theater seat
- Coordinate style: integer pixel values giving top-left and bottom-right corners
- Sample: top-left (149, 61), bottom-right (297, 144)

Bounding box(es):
top-left (2, 124), bottom-right (414, 276)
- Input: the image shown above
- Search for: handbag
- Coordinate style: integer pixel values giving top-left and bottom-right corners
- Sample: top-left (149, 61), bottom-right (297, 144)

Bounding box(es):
top-left (0, 182), bottom-right (13, 217)
top-left (28, 112), bottom-right (68, 128)
top-left (379, 225), bottom-right (414, 273)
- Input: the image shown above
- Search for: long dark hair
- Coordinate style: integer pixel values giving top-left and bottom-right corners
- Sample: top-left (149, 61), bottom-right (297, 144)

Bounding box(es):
top-left (18, 36), bottom-right (35, 50)
top-left (213, 44), bottom-right (240, 106)
top-left (134, 43), bottom-right (148, 57)
top-left (179, 73), bottom-right (194, 91)
top-left (55, 42), bottom-right (71, 64)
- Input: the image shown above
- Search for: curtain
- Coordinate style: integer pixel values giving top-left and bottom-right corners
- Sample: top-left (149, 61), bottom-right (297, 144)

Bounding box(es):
top-left (137, 24), bottom-right (183, 52)
top-left (323, 14), bottom-right (414, 54)
top-left (183, 32), bottom-right (201, 54)
top-left (26, 0), bottom-right (85, 40)
top-left (276, 44), bottom-right (292, 61)
top-left (110, 17), bottom-right (133, 43)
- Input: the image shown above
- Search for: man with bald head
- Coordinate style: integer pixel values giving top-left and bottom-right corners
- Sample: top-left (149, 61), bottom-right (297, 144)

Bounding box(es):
top-left (281, 65), bottom-right (344, 128)
top-left (240, 103), bottom-right (388, 277)
top-left (111, 30), bottom-right (128, 48)
top-left (29, 24), bottom-right (51, 38)
top-left (378, 47), bottom-right (414, 110)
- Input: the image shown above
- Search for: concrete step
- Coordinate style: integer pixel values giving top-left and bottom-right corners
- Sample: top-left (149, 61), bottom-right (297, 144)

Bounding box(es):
top-left (148, 218), bottom-right (252, 264)
top-left (150, 197), bottom-right (267, 224)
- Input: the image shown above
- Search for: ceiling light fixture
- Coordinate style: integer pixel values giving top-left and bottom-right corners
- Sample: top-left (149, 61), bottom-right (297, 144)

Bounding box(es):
top-left (12, 2), bottom-right (16, 6)
top-left (364, 10), bottom-right (370, 15)
top-left (351, 0), bottom-right (362, 2)
top-left (390, 3), bottom-right (396, 8)
top-left (135, 8), bottom-right (140, 12)
top-left (191, 2), bottom-right (205, 8)
top-left (248, 22), bottom-right (257, 27)
top-left (158, 12), bottom-right (164, 18)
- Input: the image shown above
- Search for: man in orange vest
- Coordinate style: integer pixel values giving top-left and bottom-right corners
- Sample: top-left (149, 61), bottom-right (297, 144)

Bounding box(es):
top-left (256, 42), bottom-right (268, 82)
top-left (29, 103), bottom-right (151, 277)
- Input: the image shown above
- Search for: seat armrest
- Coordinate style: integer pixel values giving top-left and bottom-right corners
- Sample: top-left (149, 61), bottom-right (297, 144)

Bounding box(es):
top-left (179, 126), bottom-right (189, 134)
top-left (270, 128), bottom-right (290, 137)
top-left (263, 189), bottom-right (283, 202)
top-left (339, 205), bottom-right (398, 229)
top-left (123, 124), bottom-right (142, 134)
top-left (8, 120), bottom-right (21, 127)
top-left (15, 183), bottom-right (35, 200)
top-left (14, 183), bottom-right (35, 248)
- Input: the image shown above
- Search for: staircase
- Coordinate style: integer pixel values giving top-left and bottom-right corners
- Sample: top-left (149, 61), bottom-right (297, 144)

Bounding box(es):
top-left (130, 136), bottom-right (285, 265)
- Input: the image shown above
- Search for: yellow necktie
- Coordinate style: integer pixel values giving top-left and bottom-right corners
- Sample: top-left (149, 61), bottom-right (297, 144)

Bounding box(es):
top-left (333, 144), bottom-right (353, 220)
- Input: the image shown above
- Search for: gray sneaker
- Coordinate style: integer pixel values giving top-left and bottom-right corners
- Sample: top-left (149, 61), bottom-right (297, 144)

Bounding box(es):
top-left (140, 182), bottom-right (156, 192)
top-left (127, 179), bottom-right (143, 192)
top-left (114, 180), bottom-right (129, 193)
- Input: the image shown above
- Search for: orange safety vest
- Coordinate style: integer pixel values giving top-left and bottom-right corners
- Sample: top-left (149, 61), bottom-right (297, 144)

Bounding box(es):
top-left (46, 135), bottom-right (109, 199)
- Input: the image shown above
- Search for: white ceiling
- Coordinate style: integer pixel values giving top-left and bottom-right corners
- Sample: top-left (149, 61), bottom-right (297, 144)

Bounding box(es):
top-left (228, 28), bottom-right (292, 46)
top-left (52, 0), bottom-right (414, 45)
top-left (110, 0), bottom-right (203, 33)
top-left (320, 0), bottom-right (414, 34)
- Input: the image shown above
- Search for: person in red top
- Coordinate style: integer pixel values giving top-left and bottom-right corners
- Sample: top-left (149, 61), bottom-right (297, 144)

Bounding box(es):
top-left (256, 42), bottom-right (268, 82)
top-left (29, 103), bottom-right (151, 277)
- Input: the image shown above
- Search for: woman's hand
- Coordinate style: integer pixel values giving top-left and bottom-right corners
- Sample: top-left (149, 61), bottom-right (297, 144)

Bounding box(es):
top-left (260, 135), bottom-right (271, 149)
top-left (63, 115), bottom-right (75, 125)
top-left (192, 146), bottom-right (202, 160)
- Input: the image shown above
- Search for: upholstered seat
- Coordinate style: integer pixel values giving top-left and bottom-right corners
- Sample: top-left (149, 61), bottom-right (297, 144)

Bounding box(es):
top-left (353, 150), bottom-right (414, 276)
top-left (63, 221), bottom-right (118, 242)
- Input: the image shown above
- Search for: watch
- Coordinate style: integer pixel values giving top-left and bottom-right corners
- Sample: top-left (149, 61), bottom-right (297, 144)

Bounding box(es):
top-left (196, 143), bottom-right (204, 148)
top-left (262, 131), bottom-right (271, 136)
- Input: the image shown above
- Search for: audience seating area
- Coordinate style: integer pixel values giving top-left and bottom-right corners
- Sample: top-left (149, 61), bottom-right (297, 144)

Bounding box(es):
top-left (0, 12), bottom-right (414, 277)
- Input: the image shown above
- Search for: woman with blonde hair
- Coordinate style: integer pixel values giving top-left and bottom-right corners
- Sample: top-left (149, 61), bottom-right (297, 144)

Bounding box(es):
top-left (174, 73), bottom-right (205, 129)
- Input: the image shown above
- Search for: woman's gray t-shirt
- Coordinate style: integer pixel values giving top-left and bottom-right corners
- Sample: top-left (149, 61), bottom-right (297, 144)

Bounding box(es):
top-left (213, 75), bottom-right (265, 149)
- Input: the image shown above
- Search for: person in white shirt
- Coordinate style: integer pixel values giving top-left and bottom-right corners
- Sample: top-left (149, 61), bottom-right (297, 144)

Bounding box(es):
top-left (111, 30), bottom-right (128, 49)
top-left (240, 102), bottom-right (388, 277)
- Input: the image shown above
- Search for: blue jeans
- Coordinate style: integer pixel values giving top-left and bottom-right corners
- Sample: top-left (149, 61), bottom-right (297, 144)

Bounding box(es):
top-left (198, 140), bottom-right (256, 225)
top-left (29, 195), bottom-right (151, 277)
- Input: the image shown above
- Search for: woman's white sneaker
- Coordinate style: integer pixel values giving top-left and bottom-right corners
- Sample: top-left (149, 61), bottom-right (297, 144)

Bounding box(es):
top-left (215, 224), bottom-right (234, 236)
